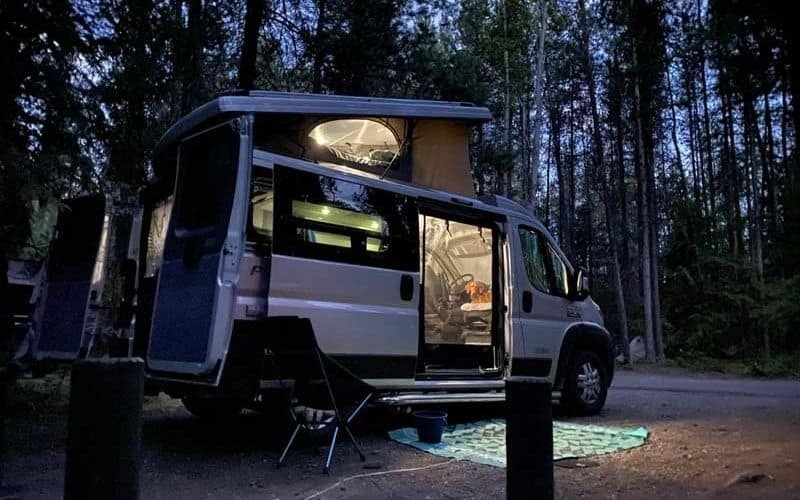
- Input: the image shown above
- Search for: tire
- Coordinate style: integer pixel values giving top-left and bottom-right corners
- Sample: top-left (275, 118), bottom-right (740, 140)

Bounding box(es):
top-left (181, 396), bottom-right (245, 420)
top-left (561, 350), bottom-right (608, 416)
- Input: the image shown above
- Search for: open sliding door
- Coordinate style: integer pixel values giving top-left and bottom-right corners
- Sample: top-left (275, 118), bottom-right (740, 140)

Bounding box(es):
top-left (418, 201), bottom-right (505, 376)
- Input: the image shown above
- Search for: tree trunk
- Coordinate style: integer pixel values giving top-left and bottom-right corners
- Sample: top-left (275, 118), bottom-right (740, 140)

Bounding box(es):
top-left (649, 158), bottom-right (664, 360)
top-left (684, 65), bottom-right (703, 207)
top-left (744, 94), bottom-right (765, 280)
top-left (697, 0), bottom-right (716, 220)
top-left (520, 98), bottom-right (531, 204)
top-left (616, 113), bottom-right (630, 303)
top-left (238, 0), bottom-right (266, 90)
top-left (529, 0), bottom-right (548, 209)
top-left (552, 108), bottom-right (568, 252)
top-left (632, 45), bottom-right (656, 363)
top-left (579, 0), bottom-right (629, 356)
top-left (666, 67), bottom-right (689, 197)
top-left (311, 0), bottom-right (327, 93)
top-left (502, 0), bottom-right (511, 197)
top-left (723, 80), bottom-right (745, 255)
top-left (179, 0), bottom-right (204, 115)
top-left (566, 95), bottom-right (576, 260)
top-left (763, 92), bottom-right (778, 239)
top-left (719, 75), bottom-right (739, 256)
top-left (544, 127), bottom-right (552, 226)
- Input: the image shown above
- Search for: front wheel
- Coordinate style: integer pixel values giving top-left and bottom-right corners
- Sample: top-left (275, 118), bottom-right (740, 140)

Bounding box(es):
top-left (561, 351), bottom-right (608, 416)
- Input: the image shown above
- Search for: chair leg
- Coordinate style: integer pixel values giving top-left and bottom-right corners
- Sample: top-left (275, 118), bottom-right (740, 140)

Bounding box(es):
top-left (323, 426), bottom-right (340, 474)
top-left (341, 424), bottom-right (366, 461)
top-left (278, 424), bottom-right (301, 468)
top-left (346, 394), bottom-right (372, 424)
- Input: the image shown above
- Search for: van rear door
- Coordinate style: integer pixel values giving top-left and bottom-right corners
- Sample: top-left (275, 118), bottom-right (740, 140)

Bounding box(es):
top-left (146, 116), bottom-right (253, 375)
top-left (37, 195), bottom-right (105, 360)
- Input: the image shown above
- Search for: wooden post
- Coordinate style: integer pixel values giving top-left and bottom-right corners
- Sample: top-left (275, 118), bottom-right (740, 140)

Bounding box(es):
top-left (506, 377), bottom-right (553, 500)
top-left (0, 367), bottom-right (9, 489)
top-left (64, 358), bottom-right (144, 500)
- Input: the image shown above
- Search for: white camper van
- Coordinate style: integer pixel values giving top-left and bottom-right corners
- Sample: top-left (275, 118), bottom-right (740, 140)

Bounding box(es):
top-left (131, 92), bottom-right (614, 416)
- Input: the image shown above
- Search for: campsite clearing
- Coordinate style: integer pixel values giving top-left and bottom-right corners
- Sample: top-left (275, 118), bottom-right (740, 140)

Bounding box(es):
top-left (4, 369), bottom-right (799, 499)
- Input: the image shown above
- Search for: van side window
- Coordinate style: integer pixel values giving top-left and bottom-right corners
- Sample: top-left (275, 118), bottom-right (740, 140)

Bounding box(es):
top-left (273, 167), bottom-right (418, 271)
top-left (519, 227), bottom-right (550, 294)
top-left (248, 168), bottom-right (273, 246)
top-left (546, 243), bottom-right (570, 297)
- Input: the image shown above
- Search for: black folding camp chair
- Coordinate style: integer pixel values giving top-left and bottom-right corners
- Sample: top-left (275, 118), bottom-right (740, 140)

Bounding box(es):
top-left (265, 316), bottom-right (373, 474)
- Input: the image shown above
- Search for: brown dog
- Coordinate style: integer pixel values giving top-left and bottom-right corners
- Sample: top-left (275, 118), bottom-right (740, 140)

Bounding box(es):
top-left (464, 280), bottom-right (492, 303)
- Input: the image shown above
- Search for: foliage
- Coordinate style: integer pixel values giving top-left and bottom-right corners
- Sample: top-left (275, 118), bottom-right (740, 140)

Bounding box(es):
top-left (664, 201), bottom-right (800, 359)
top-left (1, 0), bottom-right (798, 367)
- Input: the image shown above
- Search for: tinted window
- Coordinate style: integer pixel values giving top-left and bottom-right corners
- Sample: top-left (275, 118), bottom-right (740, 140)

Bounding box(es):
top-left (519, 227), bottom-right (550, 294)
top-left (174, 123), bottom-right (240, 236)
top-left (546, 243), bottom-right (571, 297)
top-left (274, 167), bottom-right (418, 271)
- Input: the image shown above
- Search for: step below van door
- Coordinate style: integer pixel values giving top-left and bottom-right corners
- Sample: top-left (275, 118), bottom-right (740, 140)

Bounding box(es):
top-left (146, 116), bottom-right (253, 376)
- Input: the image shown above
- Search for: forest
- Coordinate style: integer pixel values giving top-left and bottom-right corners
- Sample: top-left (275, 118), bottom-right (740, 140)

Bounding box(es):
top-left (1, 0), bottom-right (798, 372)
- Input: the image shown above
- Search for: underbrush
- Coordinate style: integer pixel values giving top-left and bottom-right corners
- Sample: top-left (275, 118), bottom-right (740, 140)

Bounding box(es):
top-left (665, 352), bottom-right (800, 378)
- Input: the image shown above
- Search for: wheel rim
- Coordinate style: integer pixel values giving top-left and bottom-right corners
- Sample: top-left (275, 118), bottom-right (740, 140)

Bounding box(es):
top-left (576, 361), bottom-right (601, 405)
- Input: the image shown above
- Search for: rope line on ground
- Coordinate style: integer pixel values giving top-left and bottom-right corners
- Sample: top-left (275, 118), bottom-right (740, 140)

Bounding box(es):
top-left (303, 458), bottom-right (458, 499)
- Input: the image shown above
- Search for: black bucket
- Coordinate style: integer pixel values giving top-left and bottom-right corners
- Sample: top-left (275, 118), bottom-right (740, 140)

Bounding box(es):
top-left (413, 410), bottom-right (448, 444)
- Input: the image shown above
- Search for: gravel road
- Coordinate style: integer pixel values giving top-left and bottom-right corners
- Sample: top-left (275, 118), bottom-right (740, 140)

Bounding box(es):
top-left (3, 368), bottom-right (799, 499)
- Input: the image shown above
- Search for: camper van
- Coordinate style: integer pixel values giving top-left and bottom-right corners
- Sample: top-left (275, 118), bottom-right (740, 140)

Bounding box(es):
top-left (129, 92), bottom-right (614, 416)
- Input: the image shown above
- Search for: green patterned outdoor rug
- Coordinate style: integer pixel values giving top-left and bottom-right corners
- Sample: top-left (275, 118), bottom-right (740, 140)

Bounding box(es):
top-left (388, 419), bottom-right (648, 468)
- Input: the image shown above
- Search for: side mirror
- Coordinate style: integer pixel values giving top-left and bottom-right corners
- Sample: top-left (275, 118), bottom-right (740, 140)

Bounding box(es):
top-left (572, 267), bottom-right (590, 300)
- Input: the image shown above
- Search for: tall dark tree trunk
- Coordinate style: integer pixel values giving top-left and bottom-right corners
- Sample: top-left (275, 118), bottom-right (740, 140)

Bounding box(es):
top-left (311, 0), bottom-right (327, 93)
top-left (179, 0), bottom-right (204, 115)
top-left (552, 107), bottom-right (568, 254)
top-left (529, 0), bottom-right (547, 209)
top-left (763, 92), bottom-right (778, 240)
top-left (697, 0), bottom-right (716, 221)
top-left (686, 70), bottom-right (704, 208)
top-left (743, 94), bottom-right (764, 280)
top-left (239, 0), bottom-right (266, 90)
top-left (610, 63), bottom-right (630, 301)
top-left (666, 67), bottom-right (689, 197)
top-left (649, 152), bottom-right (664, 360)
top-left (567, 95), bottom-right (576, 260)
top-left (632, 43), bottom-right (656, 362)
top-left (579, 0), bottom-right (629, 356)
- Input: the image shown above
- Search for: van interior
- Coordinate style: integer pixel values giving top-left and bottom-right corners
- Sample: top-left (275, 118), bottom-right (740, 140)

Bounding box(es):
top-left (419, 214), bottom-right (501, 376)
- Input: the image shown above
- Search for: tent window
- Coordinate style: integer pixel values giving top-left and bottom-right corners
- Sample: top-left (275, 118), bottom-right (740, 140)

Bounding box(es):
top-left (307, 119), bottom-right (400, 168)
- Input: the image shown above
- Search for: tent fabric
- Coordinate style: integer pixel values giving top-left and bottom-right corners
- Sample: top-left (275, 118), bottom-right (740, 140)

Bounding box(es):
top-left (253, 115), bottom-right (478, 197)
top-left (388, 419), bottom-right (648, 468)
top-left (411, 120), bottom-right (476, 198)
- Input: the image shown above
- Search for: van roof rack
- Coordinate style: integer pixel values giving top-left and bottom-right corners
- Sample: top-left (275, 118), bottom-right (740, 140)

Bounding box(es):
top-left (478, 194), bottom-right (531, 217)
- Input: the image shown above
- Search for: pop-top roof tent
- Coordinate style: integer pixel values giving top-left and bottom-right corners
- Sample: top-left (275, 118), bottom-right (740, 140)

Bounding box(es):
top-left (153, 91), bottom-right (492, 197)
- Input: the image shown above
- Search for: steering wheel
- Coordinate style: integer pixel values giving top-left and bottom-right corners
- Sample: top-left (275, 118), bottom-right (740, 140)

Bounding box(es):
top-left (448, 273), bottom-right (475, 295)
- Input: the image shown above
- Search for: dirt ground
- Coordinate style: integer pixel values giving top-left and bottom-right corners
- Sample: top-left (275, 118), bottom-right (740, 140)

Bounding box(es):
top-left (2, 367), bottom-right (800, 499)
